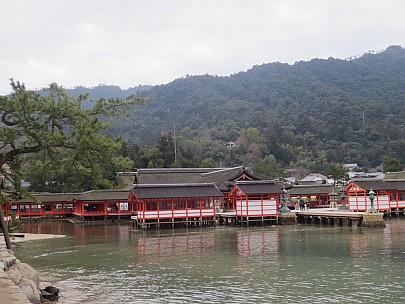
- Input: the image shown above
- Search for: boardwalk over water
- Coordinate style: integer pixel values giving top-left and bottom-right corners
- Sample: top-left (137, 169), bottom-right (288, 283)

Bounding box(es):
top-left (217, 208), bottom-right (387, 227)
top-left (293, 208), bottom-right (384, 227)
top-left (294, 208), bottom-right (363, 218)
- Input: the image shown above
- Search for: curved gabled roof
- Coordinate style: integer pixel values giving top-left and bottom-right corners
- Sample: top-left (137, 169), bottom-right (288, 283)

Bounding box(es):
top-left (75, 189), bottom-right (130, 201)
top-left (233, 180), bottom-right (284, 195)
top-left (347, 179), bottom-right (405, 191)
top-left (131, 183), bottom-right (222, 199)
top-left (134, 166), bottom-right (259, 191)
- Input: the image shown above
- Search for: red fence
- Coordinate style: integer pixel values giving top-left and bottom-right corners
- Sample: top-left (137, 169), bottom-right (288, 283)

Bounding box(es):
top-left (3, 201), bottom-right (135, 218)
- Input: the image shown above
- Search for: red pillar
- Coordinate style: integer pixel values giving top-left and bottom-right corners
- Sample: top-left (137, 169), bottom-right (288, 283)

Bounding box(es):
top-left (171, 198), bottom-right (174, 218)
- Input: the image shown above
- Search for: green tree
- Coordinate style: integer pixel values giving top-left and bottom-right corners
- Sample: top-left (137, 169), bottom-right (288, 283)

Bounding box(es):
top-left (120, 140), bottom-right (141, 167)
top-left (199, 158), bottom-right (218, 168)
top-left (382, 156), bottom-right (404, 172)
top-left (239, 127), bottom-right (263, 145)
top-left (175, 139), bottom-right (202, 167)
top-left (251, 155), bottom-right (283, 179)
top-left (326, 164), bottom-right (348, 185)
top-left (0, 80), bottom-right (146, 248)
top-left (158, 133), bottom-right (175, 167)
top-left (24, 149), bottom-right (134, 192)
top-left (139, 144), bottom-right (164, 168)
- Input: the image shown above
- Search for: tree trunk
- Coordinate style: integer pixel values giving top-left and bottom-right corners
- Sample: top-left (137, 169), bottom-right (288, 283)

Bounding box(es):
top-left (0, 207), bottom-right (12, 249)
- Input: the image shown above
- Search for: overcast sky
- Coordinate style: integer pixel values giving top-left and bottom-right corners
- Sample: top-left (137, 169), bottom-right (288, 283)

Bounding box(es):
top-left (1, 0), bottom-right (404, 94)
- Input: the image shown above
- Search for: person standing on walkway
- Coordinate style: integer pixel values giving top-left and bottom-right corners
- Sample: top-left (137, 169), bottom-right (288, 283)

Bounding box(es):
top-left (299, 199), bottom-right (305, 210)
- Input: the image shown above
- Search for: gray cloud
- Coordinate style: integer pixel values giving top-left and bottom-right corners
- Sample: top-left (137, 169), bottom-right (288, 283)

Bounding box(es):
top-left (1, 0), bottom-right (404, 94)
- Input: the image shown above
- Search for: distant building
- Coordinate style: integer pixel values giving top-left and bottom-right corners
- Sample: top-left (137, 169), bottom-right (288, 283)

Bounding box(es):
top-left (384, 171), bottom-right (405, 179)
top-left (344, 163), bottom-right (359, 171)
top-left (348, 172), bottom-right (385, 180)
top-left (299, 173), bottom-right (332, 185)
top-left (284, 177), bottom-right (297, 184)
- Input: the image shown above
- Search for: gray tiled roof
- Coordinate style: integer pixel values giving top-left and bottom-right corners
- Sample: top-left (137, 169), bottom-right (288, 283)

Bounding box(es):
top-left (75, 190), bottom-right (130, 201)
top-left (351, 179), bottom-right (405, 191)
top-left (353, 179), bottom-right (394, 191)
top-left (131, 183), bottom-right (223, 199)
top-left (384, 171), bottom-right (405, 179)
top-left (15, 193), bottom-right (78, 203)
top-left (135, 167), bottom-right (259, 191)
top-left (115, 171), bottom-right (136, 189)
top-left (290, 185), bottom-right (340, 195)
top-left (384, 180), bottom-right (405, 190)
top-left (235, 180), bottom-right (284, 195)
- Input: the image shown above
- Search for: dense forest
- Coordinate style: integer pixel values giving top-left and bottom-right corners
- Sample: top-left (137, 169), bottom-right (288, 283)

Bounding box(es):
top-left (25, 45), bottom-right (405, 190)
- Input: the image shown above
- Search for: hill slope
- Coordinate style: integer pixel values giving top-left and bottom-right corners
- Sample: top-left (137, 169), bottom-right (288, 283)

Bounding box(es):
top-left (68, 45), bottom-right (405, 171)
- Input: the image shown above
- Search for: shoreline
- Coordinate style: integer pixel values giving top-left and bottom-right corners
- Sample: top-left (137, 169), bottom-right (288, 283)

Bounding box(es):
top-left (0, 239), bottom-right (35, 303)
top-left (10, 233), bottom-right (67, 243)
top-left (1, 233), bottom-right (65, 303)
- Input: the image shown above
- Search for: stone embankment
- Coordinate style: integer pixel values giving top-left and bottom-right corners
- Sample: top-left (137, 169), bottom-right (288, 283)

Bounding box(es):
top-left (0, 238), bottom-right (41, 304)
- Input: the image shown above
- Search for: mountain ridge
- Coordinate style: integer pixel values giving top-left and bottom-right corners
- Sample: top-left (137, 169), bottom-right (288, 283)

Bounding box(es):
top-left (64, 45), bottom-right (405, 172)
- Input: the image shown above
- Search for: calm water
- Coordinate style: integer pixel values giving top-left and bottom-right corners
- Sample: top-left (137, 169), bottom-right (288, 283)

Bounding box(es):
top-left (14, 219), bottom-right (405, 304)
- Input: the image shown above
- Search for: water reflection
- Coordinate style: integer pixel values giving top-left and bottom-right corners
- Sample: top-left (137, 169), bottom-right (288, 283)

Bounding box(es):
top-left (16, 219), bottom-right (405, 304)
top-left (236, 228), bottom-right (279, 257)
top-left (24, 221), bottom-right (74, 235)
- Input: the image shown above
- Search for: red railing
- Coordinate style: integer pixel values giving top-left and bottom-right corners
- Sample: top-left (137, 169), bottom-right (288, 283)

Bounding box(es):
top-left (5, 201), bottom-right (134, 218)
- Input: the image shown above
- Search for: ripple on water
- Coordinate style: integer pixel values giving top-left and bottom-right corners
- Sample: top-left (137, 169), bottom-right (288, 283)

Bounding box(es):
top-left (13, 221), bottom-right (405, 304)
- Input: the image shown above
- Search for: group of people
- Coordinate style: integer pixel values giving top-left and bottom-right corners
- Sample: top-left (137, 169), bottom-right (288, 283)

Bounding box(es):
top-left (298, 199), bottom-right (309, 210)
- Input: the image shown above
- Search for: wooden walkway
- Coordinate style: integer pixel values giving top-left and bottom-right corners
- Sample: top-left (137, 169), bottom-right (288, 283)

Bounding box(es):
top-left (294, 208), bottom-right (370, 226)
top-left (217, 211), bottom-right (237, 225)
top-left (218, 209), bottom-right (367, 226)
top-left (131, 209), bottom-right (386, 228)
top-left (217, 211), bottom-right (277, 226)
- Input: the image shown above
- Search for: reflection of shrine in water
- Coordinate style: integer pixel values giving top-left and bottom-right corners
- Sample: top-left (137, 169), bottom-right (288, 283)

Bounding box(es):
top-left (132, 227), bottom-right (283, 276)
top-left (24, 221), bottom-right (132, 247)
top-left (23, 221), bottom-right (74, 235)
top-left (135, 229), bottom-right (219, 263)
top-left (236, 228), bottom-right (280, 257)
top-left (134, 227), bottom-right (282, 262)
top-left (348, 219), bottom-right (403, 260)
top-left (72, 223), bottom-right (133, 247)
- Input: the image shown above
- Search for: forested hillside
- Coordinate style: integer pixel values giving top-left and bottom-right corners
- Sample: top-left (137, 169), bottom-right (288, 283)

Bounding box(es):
top-left (65, 45), bottom-right (405, 178)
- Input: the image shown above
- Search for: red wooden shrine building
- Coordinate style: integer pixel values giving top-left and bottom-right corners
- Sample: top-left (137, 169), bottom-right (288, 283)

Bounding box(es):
top-left (6, 167), bottom-right (403, 227)
top-left (128, 166), bottom-right (261, 211)
top-left (5, 193), bottom-right (76, 218)
top-left (129, 183), bottom-right (223, 228)
top-left (73, 189), bottom-right (134, 220)
top-left (2, 167), bottom-right (258, 221)
top-left (4, 190), bottom-right (134, 220)
top-left (345, 179), bottom-right (405, 212)
top-left (229, 180), bottom-right (283, 225)
top-left (289, 185), bottom-right (341, 208)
